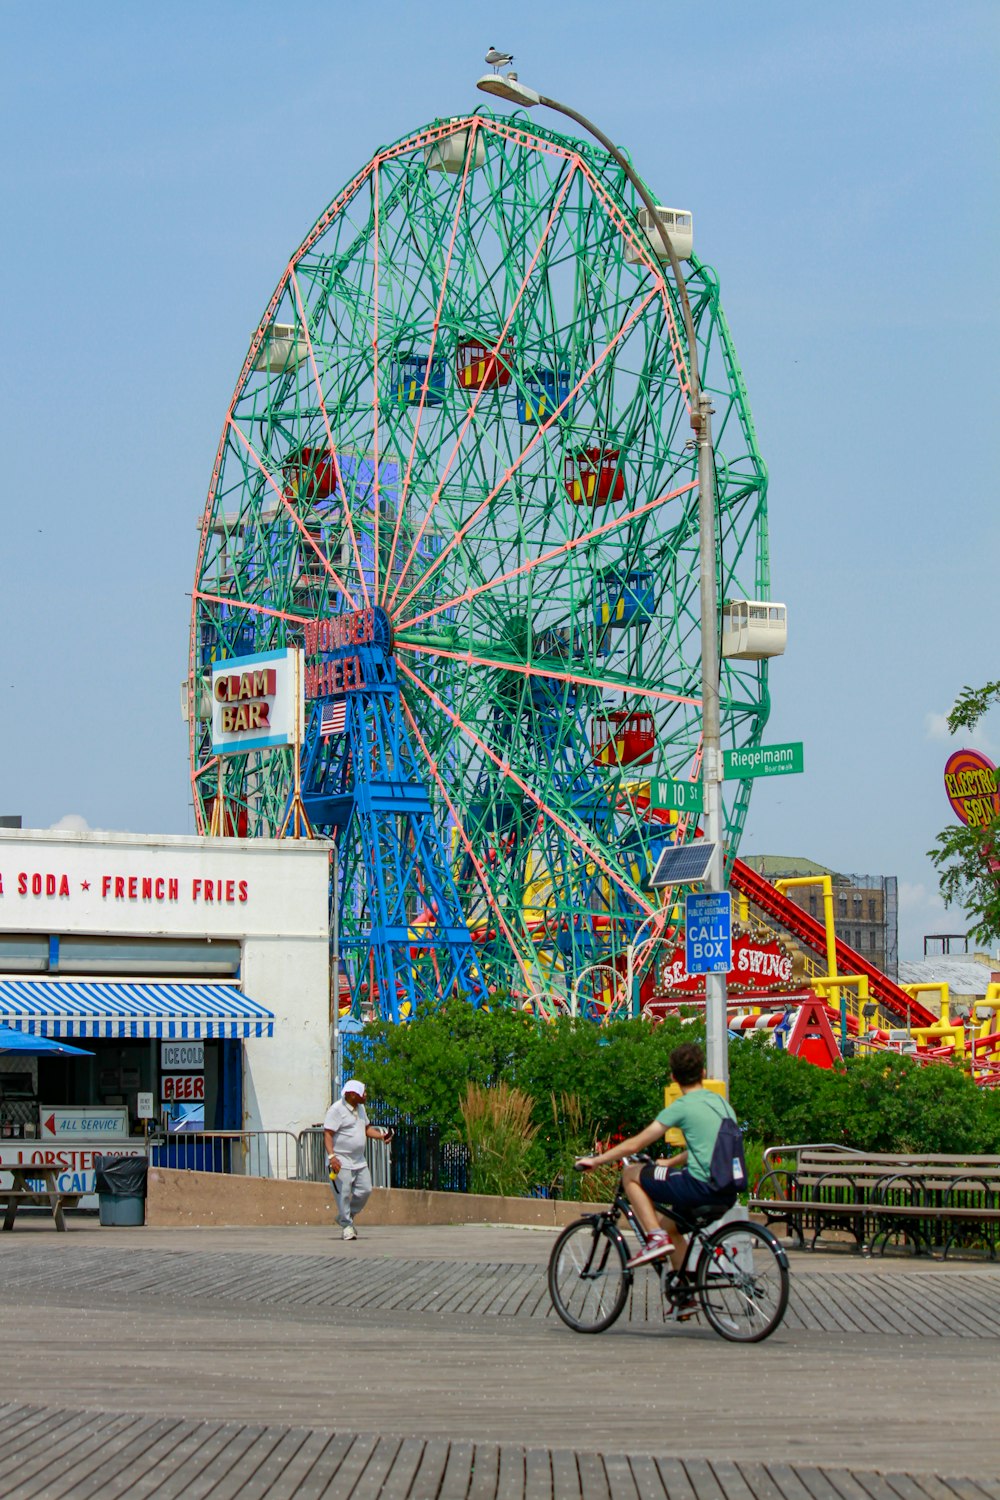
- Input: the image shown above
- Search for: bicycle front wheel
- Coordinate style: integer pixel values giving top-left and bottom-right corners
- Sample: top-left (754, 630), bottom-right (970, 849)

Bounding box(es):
top-left (548, 1218), bottom-right (631, 1333)
top-left (695, 1221), bottom-right (790, 1343)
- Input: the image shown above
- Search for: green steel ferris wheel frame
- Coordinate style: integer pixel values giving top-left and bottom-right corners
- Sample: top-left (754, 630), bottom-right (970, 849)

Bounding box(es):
top-left (188, 109), bottom-right (771, 1020)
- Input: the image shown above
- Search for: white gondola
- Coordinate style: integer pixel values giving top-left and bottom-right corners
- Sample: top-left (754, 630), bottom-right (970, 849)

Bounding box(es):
top-left (252, 322), bottom-right (308, 373)
top-left (424, 129), bottom-right (486, 175)
top-left (624, 206), bottom-right (693, 264)
top-left (721, 601), bottom-right (787, 661)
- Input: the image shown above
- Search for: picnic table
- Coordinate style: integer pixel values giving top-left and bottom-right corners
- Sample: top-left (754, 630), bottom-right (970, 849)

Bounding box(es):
top-left (0, 1164), bottom-right (82, 1231)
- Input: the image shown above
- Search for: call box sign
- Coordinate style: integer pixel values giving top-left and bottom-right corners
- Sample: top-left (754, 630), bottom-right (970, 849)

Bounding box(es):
top-left (684, 892), bottom-right (732, 974)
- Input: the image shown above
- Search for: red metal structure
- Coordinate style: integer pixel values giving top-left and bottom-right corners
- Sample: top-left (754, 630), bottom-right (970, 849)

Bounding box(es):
top-left (592, 711), bottom-right (655, 768)
top-left (456, 338), bottom-right (513, 391)
top-left (564, 448), bottom-right (626, 505)
top-left (729, 858), bottom-right (936, 1028)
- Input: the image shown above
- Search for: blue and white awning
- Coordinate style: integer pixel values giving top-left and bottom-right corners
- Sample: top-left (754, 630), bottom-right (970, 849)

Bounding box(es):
top-left (0, 977), bottom-right (274, 1040)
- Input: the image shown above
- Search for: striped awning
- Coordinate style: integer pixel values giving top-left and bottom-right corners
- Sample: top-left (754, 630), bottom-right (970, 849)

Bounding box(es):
top-left (0, 977), bottom-right (274, 1040)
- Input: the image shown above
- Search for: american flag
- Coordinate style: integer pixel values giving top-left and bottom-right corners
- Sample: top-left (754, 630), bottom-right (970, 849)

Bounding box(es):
top-left (320, 700), bottom-right (347, 738)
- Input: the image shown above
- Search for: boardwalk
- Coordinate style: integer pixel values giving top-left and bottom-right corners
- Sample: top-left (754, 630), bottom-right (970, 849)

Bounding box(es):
top-left (0, 1223), bottom-right (997, 1496)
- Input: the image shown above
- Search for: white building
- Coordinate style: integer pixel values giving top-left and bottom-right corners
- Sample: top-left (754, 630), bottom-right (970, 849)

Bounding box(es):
top-left (0, 829), bottom-right (331, 1188)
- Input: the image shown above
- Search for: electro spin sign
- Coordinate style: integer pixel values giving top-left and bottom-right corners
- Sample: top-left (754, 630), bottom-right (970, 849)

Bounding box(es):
top-left (944, 750), bottom-right (999, 828)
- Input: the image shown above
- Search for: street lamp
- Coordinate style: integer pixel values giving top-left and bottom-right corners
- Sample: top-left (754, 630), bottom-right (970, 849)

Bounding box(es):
top-left (571, 962), bottom-right (623, 1022)
top-left (477, 71), bottom-right (730, 1087)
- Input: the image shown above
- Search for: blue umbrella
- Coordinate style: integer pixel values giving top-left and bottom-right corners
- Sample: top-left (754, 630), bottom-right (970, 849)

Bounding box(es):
top-left (0, 1024), bottom-right (92, 1057)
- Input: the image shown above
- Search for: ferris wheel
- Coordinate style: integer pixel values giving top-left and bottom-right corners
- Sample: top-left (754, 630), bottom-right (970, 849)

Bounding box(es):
top-left (189, 110), bottom-right (772, 1022)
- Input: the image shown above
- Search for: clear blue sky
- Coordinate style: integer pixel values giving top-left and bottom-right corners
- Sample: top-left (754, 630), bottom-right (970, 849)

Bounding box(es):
top-left (1, 1), bottom-right (996, 960)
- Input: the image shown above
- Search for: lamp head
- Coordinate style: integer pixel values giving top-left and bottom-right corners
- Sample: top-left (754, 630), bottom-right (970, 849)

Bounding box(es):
top-left (476, 72), bottom-right (540, 107)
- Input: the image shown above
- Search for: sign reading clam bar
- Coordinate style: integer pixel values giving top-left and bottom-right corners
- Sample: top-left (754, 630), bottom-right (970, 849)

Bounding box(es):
top-left (944, 749), bottom-right (999, 828)
top-left (211, 648), bottom-right (303, 755)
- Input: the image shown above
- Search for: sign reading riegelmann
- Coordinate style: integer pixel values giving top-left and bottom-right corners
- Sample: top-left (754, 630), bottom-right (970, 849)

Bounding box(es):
top-left (685, 892), bottom-right (732, 974)
top-left (723, 742), bottom-right (804, 780)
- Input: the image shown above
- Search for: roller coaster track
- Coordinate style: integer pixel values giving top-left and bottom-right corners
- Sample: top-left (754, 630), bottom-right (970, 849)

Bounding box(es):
top-left (729, 858), bottom-right (936, 1028)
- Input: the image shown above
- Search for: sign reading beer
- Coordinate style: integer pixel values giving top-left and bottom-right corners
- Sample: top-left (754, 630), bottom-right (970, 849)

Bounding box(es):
top-left (211, 648), bottom-right (303, 755)
top-left (944, 749), bottom-right (999, 828)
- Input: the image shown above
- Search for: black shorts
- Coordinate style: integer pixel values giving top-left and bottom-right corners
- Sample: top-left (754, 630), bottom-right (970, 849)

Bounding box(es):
top-left (638, 1163), bottom-right (736, 1219)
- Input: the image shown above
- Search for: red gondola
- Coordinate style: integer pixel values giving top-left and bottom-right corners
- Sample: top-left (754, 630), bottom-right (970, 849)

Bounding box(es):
top-left (564, 448), bottom-right (626, 505)
top-left (592, 711), bottom-right (655, 768)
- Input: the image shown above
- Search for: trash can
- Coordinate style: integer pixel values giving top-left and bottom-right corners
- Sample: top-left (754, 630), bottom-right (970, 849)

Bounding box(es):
top-left (94, 1154), bottom-right (148, 1227)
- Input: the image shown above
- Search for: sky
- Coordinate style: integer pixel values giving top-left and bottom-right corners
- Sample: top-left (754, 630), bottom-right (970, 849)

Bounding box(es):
top-left (1, 1), bottom-right (997, 962)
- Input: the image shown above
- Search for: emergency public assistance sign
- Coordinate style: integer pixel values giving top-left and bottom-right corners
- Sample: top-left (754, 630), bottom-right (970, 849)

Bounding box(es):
top-left (211, 648), bottom-right (303, 755)
top-left (685, 892), bottom-right (732, 974)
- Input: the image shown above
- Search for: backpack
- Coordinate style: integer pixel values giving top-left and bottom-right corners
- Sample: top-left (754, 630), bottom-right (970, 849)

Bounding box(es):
top-left (705, 1097), bottom-right (747, 1195)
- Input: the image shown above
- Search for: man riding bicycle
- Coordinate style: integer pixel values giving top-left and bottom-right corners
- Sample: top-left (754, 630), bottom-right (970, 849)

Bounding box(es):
top-left (576, 1042), bottom-right (738, 1272)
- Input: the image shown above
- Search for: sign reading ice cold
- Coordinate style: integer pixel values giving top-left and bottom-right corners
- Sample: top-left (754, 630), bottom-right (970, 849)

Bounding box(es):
top-left (211, 648), bottom-right (303, 755)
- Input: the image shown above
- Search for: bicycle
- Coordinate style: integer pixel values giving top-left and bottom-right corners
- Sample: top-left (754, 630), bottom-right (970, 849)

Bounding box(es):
top-left (547, 1157), bottom-right (790, 1342)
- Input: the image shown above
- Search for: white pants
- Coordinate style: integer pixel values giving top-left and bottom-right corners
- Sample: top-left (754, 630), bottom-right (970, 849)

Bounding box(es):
top-left (333, 1162), bottom-right (372, 1228)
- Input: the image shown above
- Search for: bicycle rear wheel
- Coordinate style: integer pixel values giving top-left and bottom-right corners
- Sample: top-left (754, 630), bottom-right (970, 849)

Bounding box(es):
top-left (695, 1221), bottom-right (790, 1342)
top-left (548, 1218), bottom-right (631, 1333)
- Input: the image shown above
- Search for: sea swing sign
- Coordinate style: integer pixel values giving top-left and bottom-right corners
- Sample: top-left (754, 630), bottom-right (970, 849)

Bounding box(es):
top-left (211, 648), bottom-right (304, 755)
top-left (684, 891), bottom-right (732, 975)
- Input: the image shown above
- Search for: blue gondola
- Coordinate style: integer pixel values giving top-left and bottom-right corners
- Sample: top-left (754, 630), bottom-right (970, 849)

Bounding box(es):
top-left (593, 569), bottom-right (656, 630)
top-left (393, 354), bottom-right (446, 406)
top-left (517, 367), bottom-right (572, 424)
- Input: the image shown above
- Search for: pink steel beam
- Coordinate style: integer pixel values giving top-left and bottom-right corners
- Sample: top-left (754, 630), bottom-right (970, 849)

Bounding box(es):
top-left (396, 477), bottom-right (698, 633)
top-left (289, 269), bottom-right (370, 610)
top-left (400, 696), bottom-right (536, 993)
top-left (386, 155), bottom-right (581, 614)
top-left (391, 287), bottom-right (659, 621)
top-left (193, 590), bottom-right (310, 629)
top-left (372, 164), bottom-right (382, 600)
top-left (396, 639), bottom-right (701, 709)
top-left (383, 122), bottom-right (483, 606)
top-left (398, 659), bottom-right (655, 917)
top-left (227, 421), bottom-right (358, 610)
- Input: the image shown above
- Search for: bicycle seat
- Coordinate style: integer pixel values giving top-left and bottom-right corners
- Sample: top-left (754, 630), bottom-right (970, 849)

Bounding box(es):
top-left (673, 1203), bottom-right (732, 1232)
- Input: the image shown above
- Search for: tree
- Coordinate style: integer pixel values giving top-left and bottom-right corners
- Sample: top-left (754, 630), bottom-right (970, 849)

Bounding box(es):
top-left (927, 680), bottom-right (1000, 947)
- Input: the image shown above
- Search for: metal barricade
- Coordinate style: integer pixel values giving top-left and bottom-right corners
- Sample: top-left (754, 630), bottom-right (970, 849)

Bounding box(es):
top-left (150, 1130), bottom-right (299, 1180)
top-left (296, 1127), bottom-right (391, 1188)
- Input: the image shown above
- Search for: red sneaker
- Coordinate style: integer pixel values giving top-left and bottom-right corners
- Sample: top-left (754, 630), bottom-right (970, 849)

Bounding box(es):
top-left (626, 1231), bottom-right (674, 1269)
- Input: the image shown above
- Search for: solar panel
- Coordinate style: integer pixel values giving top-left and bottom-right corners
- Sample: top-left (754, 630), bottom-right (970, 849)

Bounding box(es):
top-left (649, 841), bottom-right (717, 888)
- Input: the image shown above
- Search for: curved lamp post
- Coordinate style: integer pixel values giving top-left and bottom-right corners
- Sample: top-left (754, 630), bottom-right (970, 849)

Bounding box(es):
top-left (571, 961), bottom-right (624, 1023)
top-left (477, 71), bottom-right (730, 1085)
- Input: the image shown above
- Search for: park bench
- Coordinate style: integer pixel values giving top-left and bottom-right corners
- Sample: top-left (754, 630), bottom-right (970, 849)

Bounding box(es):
top-left (750, 1145), bottom-right (1000, 1258)
top-left (0, 1164), bottom-right (83, 1231)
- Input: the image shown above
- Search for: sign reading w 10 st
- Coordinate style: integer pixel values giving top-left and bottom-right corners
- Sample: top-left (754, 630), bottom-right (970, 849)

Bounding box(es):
top-left (685, 892), bottom-right (732, 974)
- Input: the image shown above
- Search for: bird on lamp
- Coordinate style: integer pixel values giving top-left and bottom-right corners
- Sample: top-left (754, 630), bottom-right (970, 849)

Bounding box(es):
top-left (485, 47), bottom-right (514, 73)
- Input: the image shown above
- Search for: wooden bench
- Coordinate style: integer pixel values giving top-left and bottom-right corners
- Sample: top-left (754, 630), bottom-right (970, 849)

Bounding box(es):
top-left (0, 1164), bottom-right (83, 1231)
top-left (750, 1147), bottom-right (1000, 1258)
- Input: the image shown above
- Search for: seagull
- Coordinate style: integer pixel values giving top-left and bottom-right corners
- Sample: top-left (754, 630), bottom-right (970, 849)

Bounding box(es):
top-left (485, 46), bottom-right (514, 73)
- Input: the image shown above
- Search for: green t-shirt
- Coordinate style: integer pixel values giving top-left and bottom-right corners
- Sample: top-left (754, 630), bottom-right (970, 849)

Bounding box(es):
top-left (655, 1089), bottom-right (737, 1184)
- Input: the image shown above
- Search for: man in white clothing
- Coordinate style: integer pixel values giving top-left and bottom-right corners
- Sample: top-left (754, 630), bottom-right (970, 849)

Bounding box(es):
top-left (323, 1079), bottom-right (391, 1241)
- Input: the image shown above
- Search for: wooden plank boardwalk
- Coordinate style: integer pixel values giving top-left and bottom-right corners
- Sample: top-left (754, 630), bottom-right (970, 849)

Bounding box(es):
top-left (0, 1403), bottom-right (994, 1500)
top-left (2, 1244), bottom-right (999, 1340)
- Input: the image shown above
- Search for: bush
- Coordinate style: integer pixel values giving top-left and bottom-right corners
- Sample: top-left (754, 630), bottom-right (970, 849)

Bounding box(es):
top-left (360, 1002), bottom-right (1000, 1192)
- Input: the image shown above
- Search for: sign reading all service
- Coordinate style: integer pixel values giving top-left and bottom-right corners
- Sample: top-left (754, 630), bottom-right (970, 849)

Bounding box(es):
top-left (211, 647), bottom-right (303, 755)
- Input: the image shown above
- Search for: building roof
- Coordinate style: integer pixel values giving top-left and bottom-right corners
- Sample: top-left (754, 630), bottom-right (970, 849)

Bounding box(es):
top-left (897, 958), bottom-right (998, 999)
top-left (741, 855), bottom-right (835, 879)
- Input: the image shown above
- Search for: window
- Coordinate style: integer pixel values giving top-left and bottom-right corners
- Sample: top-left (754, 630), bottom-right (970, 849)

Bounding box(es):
top-left (869, 930), bottom-right (877, 950)
top-left (838, 896), bottom-right (847, 917)
top-left (808, 895), bottom-right (817, 915)
top-left (868, 899), bottom-right (877, 921)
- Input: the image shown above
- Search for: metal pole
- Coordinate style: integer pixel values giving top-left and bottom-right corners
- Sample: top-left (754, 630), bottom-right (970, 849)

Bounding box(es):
top-left (492, 83), bottom-right (729, 1088)
top-left (696, 391), bottom-right (730, 1088)
top-left (330, 842), bottom-right (341, 1100)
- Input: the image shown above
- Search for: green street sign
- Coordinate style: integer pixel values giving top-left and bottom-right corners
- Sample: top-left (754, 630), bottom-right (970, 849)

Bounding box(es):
top-left (649, 777), bottom-right (704, 814)
top-left (724, 742), bottom-right (804, 780)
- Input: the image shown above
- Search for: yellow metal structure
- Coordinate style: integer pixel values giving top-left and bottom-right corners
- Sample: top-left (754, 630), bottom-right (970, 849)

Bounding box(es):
top-left (661, 1078), bottom-right (727, 1145)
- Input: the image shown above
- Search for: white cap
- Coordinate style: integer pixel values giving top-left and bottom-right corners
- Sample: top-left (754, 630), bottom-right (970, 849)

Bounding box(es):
top-left (342, 1079), bottom-right (366, 1099)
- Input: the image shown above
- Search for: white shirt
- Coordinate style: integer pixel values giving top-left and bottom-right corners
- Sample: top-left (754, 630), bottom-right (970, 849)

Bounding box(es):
top-left (323, 1098), bottom-right (369, 1168)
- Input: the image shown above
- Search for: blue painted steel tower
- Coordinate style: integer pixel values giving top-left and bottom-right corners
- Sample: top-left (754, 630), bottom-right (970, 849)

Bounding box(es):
top-left (297, 605), bottom-right (483, 1022)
